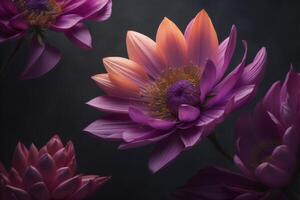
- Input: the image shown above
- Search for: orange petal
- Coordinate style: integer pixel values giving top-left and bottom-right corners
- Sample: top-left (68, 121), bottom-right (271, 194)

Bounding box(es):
top-left (156, 18), bottom-right (188, 68)
top-left (187, 10), bottom-right (219, 66)
top-left (103, 57), bottom-right (148, 92)
top-left (126, 31), bottom-right (166, 77)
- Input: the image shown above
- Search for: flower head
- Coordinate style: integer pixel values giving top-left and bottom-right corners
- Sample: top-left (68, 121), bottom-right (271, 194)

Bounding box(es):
top-left (85, 10), bottom-right (267, 173)
top-left (0, 135), bottom-right (110, 199)
top-left (0, 0), bottom-right (112, 79)
top-left (235, 68), bottom-right (300, 188)
top-left (174, 69), bottom-right (300, 200)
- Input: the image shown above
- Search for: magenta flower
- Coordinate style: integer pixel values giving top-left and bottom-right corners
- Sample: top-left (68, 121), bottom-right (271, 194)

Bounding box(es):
top-left (0, 0), bottom-right (112, 79)
top-left (0, 135), bottom-right (110, 200)
top-left (174, 69), bottom-right (300, 200)
top-left (85, 10), bottom-right (267, 173)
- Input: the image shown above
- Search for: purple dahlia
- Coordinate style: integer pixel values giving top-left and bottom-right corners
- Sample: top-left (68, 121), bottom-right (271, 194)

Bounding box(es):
top-left (0, 0), bottom-right (112, 79)
top-left (0, 135), bottom-right (110, 200)
top-left (174, 69), bottom-right (300, 200)
top-left (85, 10), bottom-right (267, 173)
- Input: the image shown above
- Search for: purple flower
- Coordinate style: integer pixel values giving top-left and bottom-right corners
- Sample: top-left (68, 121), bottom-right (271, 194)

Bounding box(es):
top-left (174, 69), bottom-right (300, 200)
top-left (85, 10), bottom-right (267, 173)
top-left (0, 0), bottom-right (112, 79)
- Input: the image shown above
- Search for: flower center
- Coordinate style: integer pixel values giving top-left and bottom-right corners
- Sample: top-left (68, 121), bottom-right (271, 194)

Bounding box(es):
top-left (15, 0), bottom-right (61, 27)
top-left (166, 80), bottom-right (199, 114)
top-left (142, 66), bottom-right (202, 119)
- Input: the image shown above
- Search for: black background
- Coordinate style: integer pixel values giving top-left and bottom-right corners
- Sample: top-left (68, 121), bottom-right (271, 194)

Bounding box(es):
top-left (1, 0), bottom-right (300, 199)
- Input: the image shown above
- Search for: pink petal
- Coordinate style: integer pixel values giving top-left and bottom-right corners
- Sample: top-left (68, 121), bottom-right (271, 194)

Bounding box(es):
top-left (37, 154), bottom-right (56, 184)
top-left (23, 166), bottom-right (43, 188)
top-left (55, 167), bottom-right (72, 185)
top-left (46, 135), bottom-right (63, 155)
top-left (12, 143), bottom-right (28, 175)
top-left (27, 144), bottom-right (39, 166)
top-left (52, 175), bottom-right (81, 199)
top-left (5, 185), bottom-right (31, 200)
top-left (27, 182), bottom-right (50, 200)
top-left (149, 136), bottom-right (184, 173)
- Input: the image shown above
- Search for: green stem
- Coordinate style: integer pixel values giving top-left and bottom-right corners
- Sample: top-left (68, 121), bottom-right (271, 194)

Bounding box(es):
top-left (0, 38), bottom-right (25, 77)
top-left (208, 134), bottom-right (233, 162)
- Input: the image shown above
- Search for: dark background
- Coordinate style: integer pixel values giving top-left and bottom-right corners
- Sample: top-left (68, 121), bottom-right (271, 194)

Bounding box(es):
top-left (1, 0), bottom-right (300, 199)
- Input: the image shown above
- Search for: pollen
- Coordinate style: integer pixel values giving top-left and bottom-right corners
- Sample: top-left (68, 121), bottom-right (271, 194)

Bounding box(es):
top-left (141, 66), bottom-right (203, 119)
top-left (16, 0), bottom-right (61, 27)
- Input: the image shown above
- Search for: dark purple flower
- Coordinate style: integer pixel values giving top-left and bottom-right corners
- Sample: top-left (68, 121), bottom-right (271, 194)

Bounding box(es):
top-left (0, 135), bottom-right (110, 200)
top-left (235, 69), bottom-right (300, 188)
top-left (84, 10), bottom-right (267, 173)
top-left (174, 69), bottom-right (300, 200)
top-left (0, 0), bottom-right (112, 79)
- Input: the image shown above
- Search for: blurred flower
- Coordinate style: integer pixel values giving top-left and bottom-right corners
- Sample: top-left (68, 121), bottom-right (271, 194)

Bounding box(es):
top-left (85, 9), bottom-right (267, 173)
top-left (235, 68), bottom-right (300, 188)
top-left (174, 69), bottom-right (300, 200)
top-left (0, 0), bottom-right (112, 79)
top-left (0, 135), bottom-right (110, 199)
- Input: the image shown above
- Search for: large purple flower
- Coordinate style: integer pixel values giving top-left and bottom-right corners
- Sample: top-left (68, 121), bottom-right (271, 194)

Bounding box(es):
top-left (0, 0), bottom-right (112, 79)
top-left (85, 10), bottom-right (267, 173)
top-left (174, 69), bottom-right (300, 200)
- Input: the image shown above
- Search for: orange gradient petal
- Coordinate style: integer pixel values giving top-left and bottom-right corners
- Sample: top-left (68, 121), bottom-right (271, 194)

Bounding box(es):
top-left (126, 31), bottom-right (166, 77)
top-left (103, 57), bottom-right (148, 93)
top-left (156, 18), bottom-right (188, 68)
top-left (187, 10), bottom-right (219, 66)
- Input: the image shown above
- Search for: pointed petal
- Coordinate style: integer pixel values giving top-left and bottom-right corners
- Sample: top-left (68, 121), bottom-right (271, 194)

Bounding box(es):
top-left (52, 175), bottom-right (81, 199)
top-left (46, 135), bottom-right (63, 155)
top-left (206, 41), bottom-right (247, 107)
top-left (28, 182), bottom-right (50, 200)
top-left (65, 23), bottom-right (92, 50)
top-left (215, 25), bottom-right (237, 82)
top-left (6, 186), bottom-right (31, 200)
top-left (27, 144), bottom-right (39, 166)
top-left (23, 166), bottom-right (43, 188)
top-left (55, 167), bottom-right (72, 185)
top-left (22, 40), bottom-right (61, 80)
top-left (149, 136), bottom-right (184, 173)
top-left (238, 47), bottom-right (267, 85)
top-left (37, 154), bottom-right (56, 184)
top-left (126, 31), bottom-right (165, 77)
top-left (180, 127), bottom-right (203, 148)
top-left (12, 143), bottom-right (28, 175)
top-left (103, 57), bottom-right (148, 90)
top-left (186, 10), bottom-right (219, 66)
top-left (86, 96), bottom-right (136, 113)
top-left (156, 18), bottom-right (188, 68)
top-left (84, 115), bottom-right (136, 141)
top-left (200, 60), bottom-right (217, 102)
top-left (91, 73), bottom-right (139, 99)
